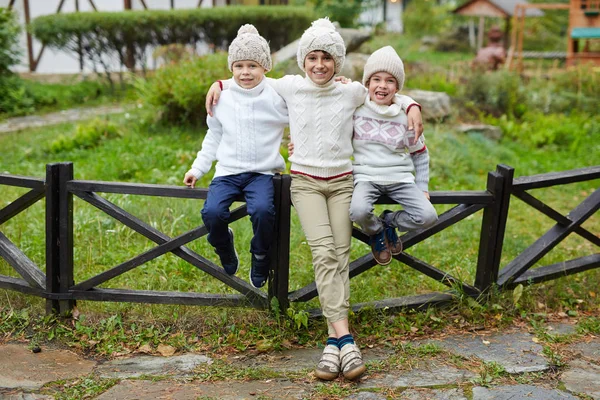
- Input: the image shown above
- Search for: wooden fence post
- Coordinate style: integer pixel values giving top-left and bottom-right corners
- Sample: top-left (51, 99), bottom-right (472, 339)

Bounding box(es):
top-left (474, 164), bottom-right (514, 293)
top-left (269, 174), bottom-right (291, 314)
top-left (45, 163), bottom-right (75, 315)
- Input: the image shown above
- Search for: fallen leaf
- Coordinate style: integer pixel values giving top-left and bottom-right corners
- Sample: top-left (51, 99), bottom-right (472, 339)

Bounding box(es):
top-left (482, 340), bottom-right (490, 345)
top-left (157, 344), bottom-right (176, 356)
top-left (138, 343), bottom-right (153, 354)
top-left (410, 326), bottom-right (419, 333)
top-left (532, 337), bottom-right (540, 343)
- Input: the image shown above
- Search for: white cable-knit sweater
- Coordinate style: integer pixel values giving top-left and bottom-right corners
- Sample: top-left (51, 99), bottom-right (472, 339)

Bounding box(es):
top-left (266, 76), bottom-right (417, 178)
top-left (353, 95), bottom-right (430, 191)
top-left (189, 78), bottom-right (288, 179)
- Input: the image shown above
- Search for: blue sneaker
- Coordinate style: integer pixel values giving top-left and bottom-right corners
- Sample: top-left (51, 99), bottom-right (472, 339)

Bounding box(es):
top-left (215, 228), bottom-right (238, 275)
top-left (249, 254), bottom-right (269, 288)
top-left (380, 210), bottom-right (402, 255)
top-left (369, 230), bottom-right (391, 265)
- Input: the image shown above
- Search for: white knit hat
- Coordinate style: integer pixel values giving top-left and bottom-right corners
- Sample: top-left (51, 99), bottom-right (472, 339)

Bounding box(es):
top-left (296, 18), bottom-right (346, 74)
top-left (228, 24), bottom-right (272, 72)
top-left (362, 46), bottom-right (405, 91)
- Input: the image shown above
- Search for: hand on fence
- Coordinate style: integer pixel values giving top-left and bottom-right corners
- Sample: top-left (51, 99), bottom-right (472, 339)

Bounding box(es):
top-left (183, 172), bottom-right (198, 188)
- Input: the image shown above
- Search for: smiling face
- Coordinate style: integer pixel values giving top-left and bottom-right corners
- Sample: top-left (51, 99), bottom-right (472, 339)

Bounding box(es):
top-left (232, 60), bottom-right (266, 89)
top-left (304, 51), bottom-right (335, 85)
top-left (367, 71), bottom-right (398, 106)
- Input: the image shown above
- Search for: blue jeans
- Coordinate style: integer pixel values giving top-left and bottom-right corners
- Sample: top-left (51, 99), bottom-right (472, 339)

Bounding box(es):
top-left (201, 173), bottom-right (276, 256)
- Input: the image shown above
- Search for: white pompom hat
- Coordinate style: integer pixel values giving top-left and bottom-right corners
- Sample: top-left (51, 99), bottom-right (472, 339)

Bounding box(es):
top-left (228, 24), bottom-right (272, 72)
top-left (296, 18), bottom-right (346, 74)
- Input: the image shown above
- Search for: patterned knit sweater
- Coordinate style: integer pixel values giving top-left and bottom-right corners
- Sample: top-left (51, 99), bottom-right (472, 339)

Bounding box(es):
top-left (189, 78), bottom-right (288, 179)
top-left (353, 94), bottom-right (430, 192)
top-left (266, 75), bottom-right (417, 178)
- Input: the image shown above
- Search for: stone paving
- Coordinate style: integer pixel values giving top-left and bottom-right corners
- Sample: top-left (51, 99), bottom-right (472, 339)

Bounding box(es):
top-left (1, 324), bottom-right (599, 399)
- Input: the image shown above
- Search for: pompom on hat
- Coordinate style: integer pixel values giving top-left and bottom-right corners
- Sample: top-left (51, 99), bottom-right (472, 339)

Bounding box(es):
top-left (362, 46), bottom-right (405, 91)
top-left (228, 24), bottom-right (272, 72)
top-left (297, 18), bottom-right (346, 74)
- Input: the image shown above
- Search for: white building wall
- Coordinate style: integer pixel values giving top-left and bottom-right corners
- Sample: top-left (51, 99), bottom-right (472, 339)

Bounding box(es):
top-left (1, 0), bottom-right (218, 74)
top-left (358, 0), bottom-right (403, 33)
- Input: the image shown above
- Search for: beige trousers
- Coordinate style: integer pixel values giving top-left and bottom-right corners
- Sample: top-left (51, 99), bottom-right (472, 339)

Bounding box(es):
top-left (290, 174), bottom-right (353, 335)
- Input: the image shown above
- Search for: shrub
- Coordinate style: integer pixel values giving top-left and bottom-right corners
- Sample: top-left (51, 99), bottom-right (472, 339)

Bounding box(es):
top-left (402, 1), bottom-right (454, 37)
top-left (0, 7), bottom-right (21, 75)
top-left (47, 119), bottom-right (122, 153)
top-left (0, 74), bottom-right (35, 116)
top-left (30, 6), bottom-right (314, 76)
top-left (136, 52), bottom-right (230, 126)
top-left (492, 111), bottom-right (598, 148)
top-left (308, 0), bottom-right (376, 28)
top-left (461, 71), bottom-right (527, 118)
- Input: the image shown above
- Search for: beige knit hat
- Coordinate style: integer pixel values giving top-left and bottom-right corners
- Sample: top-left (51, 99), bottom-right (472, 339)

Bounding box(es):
top-left (228, 24), bottom-right (272, 72)
top-left (362, 46), bottom-right (405, 91)
top-left (296, 18), bottom-right (346, 74)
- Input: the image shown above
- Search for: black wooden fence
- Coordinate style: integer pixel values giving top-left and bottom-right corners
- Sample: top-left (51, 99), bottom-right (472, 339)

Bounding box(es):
top-left (1, 163), bottom-right (599, 316)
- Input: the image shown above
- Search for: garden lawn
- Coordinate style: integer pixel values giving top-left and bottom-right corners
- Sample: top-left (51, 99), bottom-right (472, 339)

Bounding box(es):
top-left (1, 111), bottom-right (598, 318)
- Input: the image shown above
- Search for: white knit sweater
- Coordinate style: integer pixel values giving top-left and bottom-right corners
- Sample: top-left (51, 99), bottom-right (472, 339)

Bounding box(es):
top-left (353, 94), bottom-right (430, 191)
top-left (267, 75), bottom-right (418, 178)
top-left (188, 78), bottom-right (288, 179)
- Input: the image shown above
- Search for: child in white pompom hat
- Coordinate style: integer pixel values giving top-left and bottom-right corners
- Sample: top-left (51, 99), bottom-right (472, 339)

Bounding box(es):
top-left (206, 19), bottom-right (424, 381)
top-left (184, 24), bottom-right (288, 290)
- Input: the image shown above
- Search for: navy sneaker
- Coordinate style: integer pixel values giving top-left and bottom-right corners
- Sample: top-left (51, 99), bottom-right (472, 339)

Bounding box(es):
top-left (380, 210), bottom-right (402, 255)
top-left (369, 230), bottom-right (391, 265)
top-left (215, 228), bottom-right (238, 275)
top-left (250, 254), bottom-right (269, 288)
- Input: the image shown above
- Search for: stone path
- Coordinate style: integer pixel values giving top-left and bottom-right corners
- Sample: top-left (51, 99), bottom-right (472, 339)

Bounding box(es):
top-left (0, 105), bottom-right (127, 134)
top-left (1, 322), bottom-right (599, 399)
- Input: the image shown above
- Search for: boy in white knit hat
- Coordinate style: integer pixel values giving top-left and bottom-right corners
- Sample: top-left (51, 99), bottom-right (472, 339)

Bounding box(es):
top-left (183, 24), bottom-right (288, 289)
top-left (350, 46), bottom-right (438, 265)
top-left (206, 19), bottom-right (423, 381)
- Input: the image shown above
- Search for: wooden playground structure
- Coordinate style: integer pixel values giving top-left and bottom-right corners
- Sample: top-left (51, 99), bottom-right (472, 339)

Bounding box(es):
top-left (454, 0), bottom-right (600, 71)
top-left (509, 0), bottom-right (600, 70)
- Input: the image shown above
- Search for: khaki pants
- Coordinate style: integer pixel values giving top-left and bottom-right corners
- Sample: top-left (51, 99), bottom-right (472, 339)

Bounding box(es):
top-left (291, 174), bottom-right (353, 335)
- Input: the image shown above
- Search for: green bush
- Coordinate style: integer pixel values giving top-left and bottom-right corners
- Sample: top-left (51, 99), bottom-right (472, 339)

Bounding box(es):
top-left (461, 71), bottom-right (527, 118)
top-left (0, 7), bottom-right (21, 75)
top-left (47, 119), bottom-right (122, 153)
top-left (0, 74), bottom-right (35, 116)
top-left (308, 0), bottom-right (375, 28)
top-left (136, 52), bottom-right (230, 126)
top-left (492, 111), bottom-right (598, 148)
top-left (403, 1), bottom-right (454, 37)
top-left (30, 6), bottom-right (314, 75)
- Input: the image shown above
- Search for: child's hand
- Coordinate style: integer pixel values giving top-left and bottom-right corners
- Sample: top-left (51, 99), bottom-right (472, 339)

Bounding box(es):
top-left (205, 82), bottom-right (222, 117)
top-left (334, 76), bottom-right (352, 84)
top-left (423, 191), bottom-right (430, 200)
top-left (407, 106), bottom-right (424, 143)
top-left (183, 172), bottom-right (198, 188)
top-left (288, 138), bottom-right (295, 156)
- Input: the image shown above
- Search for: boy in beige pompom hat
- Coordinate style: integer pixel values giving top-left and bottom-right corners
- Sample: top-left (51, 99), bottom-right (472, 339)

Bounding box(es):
top-left (350, 46), bottom-right (438, 269)
top-left (184, 24), bottom-right (288, 290)
top-left (205, 21), bottom-right (424, 382)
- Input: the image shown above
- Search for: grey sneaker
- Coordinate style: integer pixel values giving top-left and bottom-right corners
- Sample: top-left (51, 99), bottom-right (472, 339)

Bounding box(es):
top-left (340, 343), bottom-right (365, 380)
top-left (315, 344), bottom-right (340, 381)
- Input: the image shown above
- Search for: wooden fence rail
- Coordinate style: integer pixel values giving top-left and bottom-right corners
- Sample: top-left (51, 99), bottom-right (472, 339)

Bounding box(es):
top-left (0, 163), bottom-right (598, 316)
